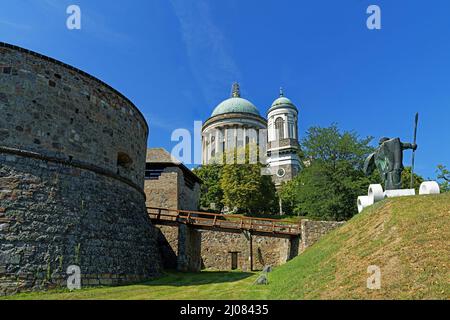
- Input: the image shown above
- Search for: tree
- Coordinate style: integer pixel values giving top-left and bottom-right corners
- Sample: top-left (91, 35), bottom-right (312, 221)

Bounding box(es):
top-left (436, 164), bottom-right (450, 192)
top-left (301, 124), bottom-right (374, 170)
top-left (401, 166), bottom-right (424, 192)
top-left (278, 178), bottom-right (301, 216)
top-left (220, 163), bottom-right (277, 215)
top-left (193, 144), bottom-right (278, 215)
top-left (192, 164), bottom-right (223, 212)
top-left (280, 124), bottom-right (378, 220)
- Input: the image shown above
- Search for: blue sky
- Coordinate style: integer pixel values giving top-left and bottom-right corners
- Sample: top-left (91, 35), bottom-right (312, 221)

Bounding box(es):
top-left (1, 0), bottom-right (449, 178)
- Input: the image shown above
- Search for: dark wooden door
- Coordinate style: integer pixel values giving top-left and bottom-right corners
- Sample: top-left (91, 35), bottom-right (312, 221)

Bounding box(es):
top-left (231, 252), bottom-right (238, 270)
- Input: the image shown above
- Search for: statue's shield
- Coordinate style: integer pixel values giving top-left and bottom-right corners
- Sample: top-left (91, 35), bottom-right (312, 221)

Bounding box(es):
top-left (363, 152), bottom-right (376, 175)
top-left (374, 138), bottom-right (402, 175)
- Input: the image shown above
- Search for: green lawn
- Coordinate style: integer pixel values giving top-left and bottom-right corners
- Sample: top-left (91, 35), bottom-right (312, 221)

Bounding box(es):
top-left (3, 271), bottom-right (268, 300)
top-left (3, 193), bottom-right (449, 300)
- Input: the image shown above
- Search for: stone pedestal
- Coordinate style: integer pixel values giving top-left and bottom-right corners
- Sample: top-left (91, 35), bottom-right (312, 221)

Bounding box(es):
top-left (419, 181), bottom-right (441, 195)
top-left (357, 181), bottom-right (441, 213)
top-left (384, 189), bottom-right (415, 198)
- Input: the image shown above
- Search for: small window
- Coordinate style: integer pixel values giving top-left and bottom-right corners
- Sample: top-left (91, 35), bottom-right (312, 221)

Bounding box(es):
top-left (117, 152), bottom-right (133, 169)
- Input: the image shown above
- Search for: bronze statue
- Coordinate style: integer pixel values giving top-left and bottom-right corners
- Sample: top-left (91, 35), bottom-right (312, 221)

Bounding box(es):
top-left (364, 137), bottom-right (418, 190)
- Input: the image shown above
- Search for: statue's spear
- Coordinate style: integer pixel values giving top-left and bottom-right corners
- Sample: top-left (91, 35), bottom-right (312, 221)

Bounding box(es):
top-left (410, 112), bottom-right (419, 189)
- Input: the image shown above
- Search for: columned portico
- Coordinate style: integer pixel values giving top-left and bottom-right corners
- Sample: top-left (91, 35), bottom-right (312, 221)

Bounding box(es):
top-left (201, 83), bottom-right (301, 188)
top-left (202, 83), bottom-right (267, 165)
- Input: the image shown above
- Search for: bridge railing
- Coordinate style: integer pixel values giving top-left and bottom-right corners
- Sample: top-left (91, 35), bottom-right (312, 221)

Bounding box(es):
top-left (147, 207), bottom-right (301, 236)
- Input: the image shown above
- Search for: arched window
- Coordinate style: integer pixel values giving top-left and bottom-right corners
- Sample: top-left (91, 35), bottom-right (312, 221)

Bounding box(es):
top-left (275, 117), bottom-right (285, 140)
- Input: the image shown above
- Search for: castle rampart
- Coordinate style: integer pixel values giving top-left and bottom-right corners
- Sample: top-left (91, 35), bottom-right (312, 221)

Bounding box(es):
top-left (0, 43), bottom-right (161, 295)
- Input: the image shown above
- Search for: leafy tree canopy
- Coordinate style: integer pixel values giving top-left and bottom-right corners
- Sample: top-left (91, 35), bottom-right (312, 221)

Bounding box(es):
top-left (194, 144), bottom-right (278, 215)
top-left (280, 124), bottom-right (378, 220)
top-left (220, 163), bottom-right (277, 214)
top-left (436, 164), bottom-right (450, 192)
top-left (401, 166), bottom-right (424, 192)
top-left (193, 164), bottom-right (223, 212)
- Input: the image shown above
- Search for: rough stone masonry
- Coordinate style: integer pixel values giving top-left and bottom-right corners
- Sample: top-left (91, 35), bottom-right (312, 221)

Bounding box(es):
top-left (0, 42), bottom-right (162, 295)
top-left (156, 219), bottom-right (343, 272)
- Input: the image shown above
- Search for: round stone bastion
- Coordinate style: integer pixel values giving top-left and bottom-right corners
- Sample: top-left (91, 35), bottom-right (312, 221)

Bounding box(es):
top-left (0, 42), bottom-right (161, 295)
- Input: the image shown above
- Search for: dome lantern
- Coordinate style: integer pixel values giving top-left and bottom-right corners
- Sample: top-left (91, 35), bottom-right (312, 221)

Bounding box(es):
top-left (231, 82), bottom-right (241, 98)
top-left (268, 88), bottom-right (298, 114)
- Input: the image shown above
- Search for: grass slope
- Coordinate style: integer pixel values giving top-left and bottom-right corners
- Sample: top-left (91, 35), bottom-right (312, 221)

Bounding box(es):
top-left (3, 193), bottom-right (449, 300)
top-left (268, 193), bottom-right (449, 299)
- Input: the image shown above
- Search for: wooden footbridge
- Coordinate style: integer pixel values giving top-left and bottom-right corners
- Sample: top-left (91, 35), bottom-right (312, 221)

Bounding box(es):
top-left (147, 207), bottom-right (301, 238)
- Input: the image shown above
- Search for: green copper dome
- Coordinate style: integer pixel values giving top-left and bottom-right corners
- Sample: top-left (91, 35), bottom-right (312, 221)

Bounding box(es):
top-left (268, 88), bottom-right (298, 114)
top-left (211, 82), bottom-right (260, 117)
top-left (211, 97), bottom-right (260, 117)
top-left (271, 97), bottom-right (295, 107)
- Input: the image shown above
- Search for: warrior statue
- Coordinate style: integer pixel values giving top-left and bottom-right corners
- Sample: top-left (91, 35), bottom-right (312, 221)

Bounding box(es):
top-left (364, 137), bottom-right (418, 190)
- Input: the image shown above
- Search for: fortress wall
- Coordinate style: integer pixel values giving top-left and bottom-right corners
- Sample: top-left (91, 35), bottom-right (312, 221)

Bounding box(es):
top-left (156, 225), bottom-right (178, 270)
top-left (0, 156), bottom-right (161, 295)
top-left (177, 225), bottom-right (202, 272)
top-left (0, 43), bottom-right (161, 295)
top-left (0, 43), bottom-right (148, 187)
top-left (177, 172), bottom-right (201, 211)
top-left (144, 166), bottom-right (200, 211)
top-left (145, 168), bottom-right (179, 209)
top-left (156, 226), bottom-right (295, 272)
top-left (200, 231), bottom-right (295, 271)
top-left (156, 219), bottom-right (344, 272)
top-left (300, 220), bottom-right (345, 252)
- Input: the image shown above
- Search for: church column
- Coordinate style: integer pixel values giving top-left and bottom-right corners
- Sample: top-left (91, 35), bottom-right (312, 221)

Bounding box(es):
top-left (243, 126), bottom-right (247, 151)
top-left (284, 114), bottom-right (289, 140)
top-left (205, 132), bottom-right (210, 164)
top-left (224, 126), bottom-right (229, 151)
top-left (224, 126), bottom-right (230, 164)
top-left (268, 118), bottom-right (273, 142)
top-left (215, 128), bottom-right (221, 163)
top-left (202, 134), bottom-right (206, 165)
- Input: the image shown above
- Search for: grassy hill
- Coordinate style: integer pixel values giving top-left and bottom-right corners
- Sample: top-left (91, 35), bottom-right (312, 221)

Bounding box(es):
top-left (268, 192), bottom-right (449, 299)
top-left (3, 193), bottom-right (449, 300)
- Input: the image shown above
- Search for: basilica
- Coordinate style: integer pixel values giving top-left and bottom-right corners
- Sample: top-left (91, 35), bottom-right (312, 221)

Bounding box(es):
top-left (201, 83), bottom-right (301, 187)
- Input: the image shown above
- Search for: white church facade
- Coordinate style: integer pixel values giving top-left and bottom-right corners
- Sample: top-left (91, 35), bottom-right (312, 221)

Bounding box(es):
top-left (201, 83), bottom-right (301, 187)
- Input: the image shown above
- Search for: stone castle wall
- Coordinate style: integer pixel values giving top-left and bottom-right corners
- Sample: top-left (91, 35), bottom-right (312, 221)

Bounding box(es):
top-left (178, 172), bottom-right (201, 211)
top-left (300, 220), bottom-right (345, 252)
top-left (200, 230), bottom-right (297, 271)
top-left (178, 225), bottom-right (202, 272)
top-left (156, 220), bottom-right (343, 272)
top-left (145, 167), bottom-right (200, 211)
top-left (145, 168), bottom-right (179, 210)
top-left (0, 43), bottom-right (161, 295)
top-left (156, 225), bottom-right (178, 270)
top-left (156, 226), bottom-right (299, 272)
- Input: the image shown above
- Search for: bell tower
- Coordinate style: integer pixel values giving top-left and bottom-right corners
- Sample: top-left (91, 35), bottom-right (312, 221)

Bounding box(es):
top-left (267, 88), bottom-right (301, 187)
